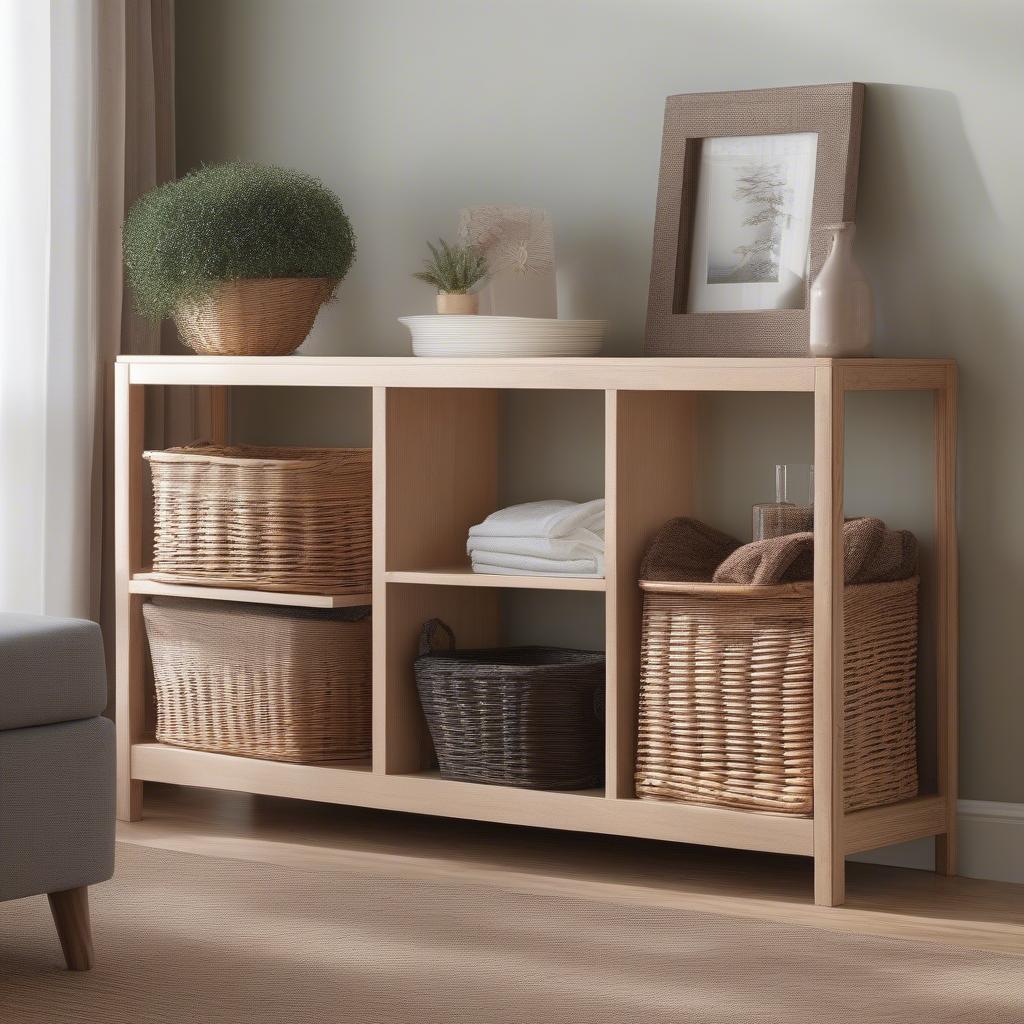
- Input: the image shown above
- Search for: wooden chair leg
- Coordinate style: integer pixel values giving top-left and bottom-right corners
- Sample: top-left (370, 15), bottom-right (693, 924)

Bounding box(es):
top-left (47, 886), bottom-right (94, 971)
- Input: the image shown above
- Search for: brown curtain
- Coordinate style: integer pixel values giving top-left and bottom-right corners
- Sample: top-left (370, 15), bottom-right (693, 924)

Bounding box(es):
top-left (97, 1), bottom-right (211, 710)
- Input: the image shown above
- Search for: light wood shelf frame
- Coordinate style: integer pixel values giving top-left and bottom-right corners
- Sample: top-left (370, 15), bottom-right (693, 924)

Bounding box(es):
top-left (128, 573), bottom-right (372, 608)
top-left (382, 568), bottom-right (606, 591)
top-left (114, 356), bottom-right (958, 907)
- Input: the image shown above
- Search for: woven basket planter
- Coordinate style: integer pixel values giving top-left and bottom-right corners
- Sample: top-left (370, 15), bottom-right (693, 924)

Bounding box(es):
top-left (143, 598), bottom-right (371, 763)
top-left (145, 443), bottom-right (371, 594)
top-left (414, 620), bottom-right (605, 790)
top-left (174, 277), bottom-right (337, 356)
top-left (635, 577), bottom-right (919, 815)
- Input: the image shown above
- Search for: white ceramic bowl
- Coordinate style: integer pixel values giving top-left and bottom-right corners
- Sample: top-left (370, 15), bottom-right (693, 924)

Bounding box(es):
top-left (399, 315), bottom-right (606, 358)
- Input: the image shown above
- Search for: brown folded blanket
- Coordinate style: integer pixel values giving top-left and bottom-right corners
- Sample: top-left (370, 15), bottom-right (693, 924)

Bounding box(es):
top-left (640, 517), bottom-right (740, 583)
top-left (642, 516), bottom-right (917, 586)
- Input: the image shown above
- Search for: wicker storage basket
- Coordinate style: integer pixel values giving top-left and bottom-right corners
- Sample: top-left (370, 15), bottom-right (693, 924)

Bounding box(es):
top-left (635, 577), bottom-right (919, 815)
top-left (143, 598), bottom-right (371, 762)
top-left (414, 620), bottom-right (605, 790)
top-left (145, 443), bottom-right (371, 594)
top-left (174, 277), bottom-right (337, 356)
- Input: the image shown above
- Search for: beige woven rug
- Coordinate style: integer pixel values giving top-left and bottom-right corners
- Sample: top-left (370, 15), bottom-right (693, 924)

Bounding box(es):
top-left (1, 842), bottom-right (1021, 1023)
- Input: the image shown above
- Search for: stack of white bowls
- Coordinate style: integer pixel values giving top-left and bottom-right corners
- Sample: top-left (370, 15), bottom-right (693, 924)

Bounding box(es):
top-left (398, 316), bottom-right (606, 358)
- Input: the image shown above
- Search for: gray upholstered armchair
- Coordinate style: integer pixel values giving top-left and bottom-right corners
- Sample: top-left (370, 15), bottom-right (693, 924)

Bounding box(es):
top-left (0, 614), bottom-right (115, 970)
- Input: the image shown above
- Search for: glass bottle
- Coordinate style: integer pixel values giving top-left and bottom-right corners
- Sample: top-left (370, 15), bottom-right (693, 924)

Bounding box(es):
top-left (752, 464), bottom-right (814, 541)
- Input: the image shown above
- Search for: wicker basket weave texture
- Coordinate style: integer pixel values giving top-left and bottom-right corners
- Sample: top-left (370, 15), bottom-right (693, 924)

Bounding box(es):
top-left (635, 577), bottom-right (919, 815)
top-left (174, 277), bottom-right (337, 356)
top-left (146, 444), bottom-right (371, 594)
top-left (414, 620), bottom-right (606, 790)
top-left (144, 598), bottom-right (371, 763)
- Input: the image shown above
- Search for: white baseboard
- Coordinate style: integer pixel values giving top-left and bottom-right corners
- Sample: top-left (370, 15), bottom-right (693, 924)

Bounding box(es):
top-left (851, 800), bottom-right (1024, 884)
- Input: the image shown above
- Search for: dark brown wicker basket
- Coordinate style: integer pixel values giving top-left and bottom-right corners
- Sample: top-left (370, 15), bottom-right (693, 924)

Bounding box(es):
top-left (414, 620), bottom-right (605, 790)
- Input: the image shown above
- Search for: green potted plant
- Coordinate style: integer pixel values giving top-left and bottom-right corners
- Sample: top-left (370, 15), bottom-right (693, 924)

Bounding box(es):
top-left (413, 238), bottom-right (488, 314)
top-left (123, 162), bottom-right (356, 356)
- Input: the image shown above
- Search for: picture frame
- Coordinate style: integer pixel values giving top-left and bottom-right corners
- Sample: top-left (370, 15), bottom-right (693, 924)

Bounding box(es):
top-left (644, 83), bottom-right (864, 357)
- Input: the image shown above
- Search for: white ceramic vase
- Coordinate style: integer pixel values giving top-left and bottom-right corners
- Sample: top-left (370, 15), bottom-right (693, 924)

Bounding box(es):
top-left (809, 223), bottom-right (873, 357)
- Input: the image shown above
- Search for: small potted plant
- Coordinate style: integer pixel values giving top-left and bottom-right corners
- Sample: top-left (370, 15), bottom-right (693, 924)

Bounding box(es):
top-left (413, 238), bottom-right (488, 314)
top-left (123, 162), bottom-right (356, 355)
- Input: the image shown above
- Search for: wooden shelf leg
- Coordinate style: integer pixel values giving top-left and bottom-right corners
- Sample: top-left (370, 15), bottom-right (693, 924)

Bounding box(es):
top-left (813, 363), bottom-right (846, 907)
top-left (115, 364), bottom-right (145, 822)
top-left (934, 367), bottom-right (959, 875)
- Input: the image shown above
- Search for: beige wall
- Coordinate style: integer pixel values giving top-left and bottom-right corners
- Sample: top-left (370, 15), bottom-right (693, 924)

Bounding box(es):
top-left (176, 0), bottom-right (1024, 804)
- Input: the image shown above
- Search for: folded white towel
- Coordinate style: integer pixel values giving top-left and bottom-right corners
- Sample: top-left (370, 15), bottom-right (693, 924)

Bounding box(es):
top-left (472, 561), bottom-right (603, 578)
top-left (466, 530), bottom-right (604, 562)
top-left (470, 549), bottom-right (604, 575)
top-left (468, 499), bottom-right (605, 540)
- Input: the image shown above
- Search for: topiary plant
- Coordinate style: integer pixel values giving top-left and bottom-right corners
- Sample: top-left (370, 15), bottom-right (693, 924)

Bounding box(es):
top-left (122, 161), bottom-right (356, 321)
top-left (413, 238), bottom-right (488, 294)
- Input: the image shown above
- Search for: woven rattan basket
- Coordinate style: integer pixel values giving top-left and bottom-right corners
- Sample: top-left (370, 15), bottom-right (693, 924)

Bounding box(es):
top-left (145, 443), bottom-right (371, 594)
top-left (143, 598), bottom-right (371, 763)
top-left (174, 277), bottom-right (337, 356)
top-left (414, 620), bottom-right (605, 790)
top-left (635, 577), bottom-right (919, 815)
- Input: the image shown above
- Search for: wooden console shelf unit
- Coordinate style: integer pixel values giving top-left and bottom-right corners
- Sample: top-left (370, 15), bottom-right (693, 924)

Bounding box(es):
top-left (114, 355), bottom-right (958, 907)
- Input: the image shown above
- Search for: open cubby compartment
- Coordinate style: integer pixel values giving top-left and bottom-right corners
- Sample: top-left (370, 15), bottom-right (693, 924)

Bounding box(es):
top-left (377, 582), bottom-right (606, 793)
top-left (695, 389), bottom-right (937, 794)
top-left (134, 384), bottom-right (374, 603)
top-left (380, 387), bottom-right (605, 579)
top-left (377, 386), bottom-right (701, 804)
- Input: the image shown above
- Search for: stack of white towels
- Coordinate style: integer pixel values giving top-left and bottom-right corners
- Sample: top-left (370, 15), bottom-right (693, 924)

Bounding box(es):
top-left (467, 499), bottom-right (605, 577)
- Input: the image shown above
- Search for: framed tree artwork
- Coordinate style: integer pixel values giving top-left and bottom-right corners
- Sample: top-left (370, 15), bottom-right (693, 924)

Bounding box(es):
top-left (644, 83), bottom-right (864, 357)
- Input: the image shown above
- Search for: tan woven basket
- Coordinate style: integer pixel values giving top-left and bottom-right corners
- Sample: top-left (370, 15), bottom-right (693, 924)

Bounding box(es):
top-left (145, 443), bottom-right (371, 594)
top-left (144, 598), bottom-right (371, 763)
top-left (174, 277), bottom-right (337, 356)
top-left (635, 577), bottom-right (919, 815)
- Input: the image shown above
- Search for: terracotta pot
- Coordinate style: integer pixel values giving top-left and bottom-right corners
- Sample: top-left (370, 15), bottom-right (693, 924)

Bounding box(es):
top-left (174, 277), bottom-right (337, 356)
top-left (436, 292), bottom-right (479, 315)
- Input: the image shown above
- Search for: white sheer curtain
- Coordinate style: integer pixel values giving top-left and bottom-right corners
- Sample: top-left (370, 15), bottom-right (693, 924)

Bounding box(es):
top-left (0, 0), bottom-right (106, 617)
top-left (0, 2), bottom-right (178, 639)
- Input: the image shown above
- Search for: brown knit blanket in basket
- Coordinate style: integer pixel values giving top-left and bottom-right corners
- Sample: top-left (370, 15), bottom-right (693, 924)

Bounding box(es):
top-left (639, 518), bottom-right (741, 583)
top-left (641, 516), bottom-right (917, 586)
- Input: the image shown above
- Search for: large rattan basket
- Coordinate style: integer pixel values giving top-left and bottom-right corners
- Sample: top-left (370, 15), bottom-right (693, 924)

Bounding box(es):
top-left (414, 620), bottom-right (606, 790)
top-left (174, 277), bottom-right (337, 356)
top-left (635, 577), bottom-right (919, 815)
top-left (145, 443), bottom-right (371, 594)
top-left (143, 598), bottom-right (372, 763)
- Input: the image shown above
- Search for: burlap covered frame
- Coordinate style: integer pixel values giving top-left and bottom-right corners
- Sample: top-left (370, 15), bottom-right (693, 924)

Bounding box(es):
top-left (644, 83), bottom-right (864, 357)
